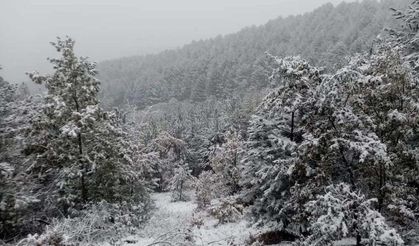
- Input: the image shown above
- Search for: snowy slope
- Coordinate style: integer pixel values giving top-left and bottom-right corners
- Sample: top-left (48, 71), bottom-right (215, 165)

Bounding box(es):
top-left (118, 193), bottom-right (362, 246)
top-left (122, 192), bottom-right (196, 245)
top-left (120, 192), bottom-right (259, 246)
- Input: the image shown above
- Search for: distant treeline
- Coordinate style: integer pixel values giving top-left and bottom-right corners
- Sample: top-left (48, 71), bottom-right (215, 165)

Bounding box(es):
top-left (98, 0), bottom-right (410, 109)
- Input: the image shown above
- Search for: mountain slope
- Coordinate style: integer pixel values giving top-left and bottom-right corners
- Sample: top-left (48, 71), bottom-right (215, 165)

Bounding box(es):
top-left (98, 0), bottom-right (410, 108)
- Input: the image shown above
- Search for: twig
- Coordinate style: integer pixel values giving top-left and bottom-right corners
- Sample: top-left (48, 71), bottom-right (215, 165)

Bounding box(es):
top-left (146, 241), bottom-right (173, 246)
top-left (206, 236), bottom-right (235, 245)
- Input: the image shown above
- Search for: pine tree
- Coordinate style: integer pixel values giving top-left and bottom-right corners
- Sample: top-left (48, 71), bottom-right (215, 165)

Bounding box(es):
top-left (0, 73), bottom-right (39, 239)
top-left (169, 163), bottom-right (194, 202)
top-left (147, 131), bottom-right (188, 191)
top-left (240, 55), bottom-right (322, 231)
top-left (195, 171), bottom-right (217, 209)
top-left (299, 183), bottom-right (403, 246)
top-left (209, 131), bottom-right (241, 196)
top-left (25, 37), bottom-right (149, 213)
top-left (317, 35), bottom-right (419, 239)
top-left (240, 41), bottom-right (419, 241)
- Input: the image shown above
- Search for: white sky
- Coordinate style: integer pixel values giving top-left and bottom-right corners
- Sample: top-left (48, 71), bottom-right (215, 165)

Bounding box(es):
top-left (0, 0), bottom-right (349, 82)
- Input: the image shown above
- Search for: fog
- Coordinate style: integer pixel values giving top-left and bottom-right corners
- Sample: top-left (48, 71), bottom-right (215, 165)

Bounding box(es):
top-left (0, 0), bottom-right (349, 83)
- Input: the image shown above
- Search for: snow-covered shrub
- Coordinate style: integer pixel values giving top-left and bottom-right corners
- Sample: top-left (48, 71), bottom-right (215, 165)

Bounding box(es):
top-left (147, 131), bottom-right (188, 192)
top-left (170, 164), bottom-right (194, 202)
top-left (16, 230), bottom-right (73, 246)
top-left (209, 197), bottom-right (244, 224)
top-left (299, 183), bottom-right (404, 246)
top-left (208, 131), bottom-right (241, 197)
top-left (249, 241), bottom-right (264, 246)
top-left (18, 200), bottom-right (150, 246)
top-left (248, 230), bottom-right (299, 246)
top-left (0, 162), bottom-right (39, 240)
top-left (195, 171), bottom-right (217, 209)
top-left (190, 211), bottom-right (205, 229)
top-left (146, 228), bottom-right (195, 246)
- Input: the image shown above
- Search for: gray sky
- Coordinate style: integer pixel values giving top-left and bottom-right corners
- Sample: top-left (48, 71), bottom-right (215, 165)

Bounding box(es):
top-left (0, 0), bottom-right (349, 83)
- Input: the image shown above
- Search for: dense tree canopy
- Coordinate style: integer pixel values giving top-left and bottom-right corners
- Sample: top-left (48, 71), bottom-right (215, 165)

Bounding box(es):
top-left (2, 0), bottom-right (419, 245)
top-left (98, 0), bottom-right (410, 109)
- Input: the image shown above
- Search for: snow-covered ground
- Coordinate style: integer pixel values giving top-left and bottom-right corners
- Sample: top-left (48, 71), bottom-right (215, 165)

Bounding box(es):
top-left (120, 192), bottom-right (259, 246)
top-left (118, 192), bottom-right (357, 246)
top-left (120, 192), bottom-right (195, 245)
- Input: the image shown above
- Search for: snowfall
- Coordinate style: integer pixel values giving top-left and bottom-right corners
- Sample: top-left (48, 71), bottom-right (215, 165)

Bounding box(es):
top-left (110, 192), bottom-right (355, 246)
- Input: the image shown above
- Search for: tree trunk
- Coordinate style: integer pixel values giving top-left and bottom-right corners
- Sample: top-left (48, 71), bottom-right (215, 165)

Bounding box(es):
top-left (290, 111), bottom-right (295, 141)
top-left (328, 116), bottom-right (356, 188)
top-left (356, 233), bottom-right (362, 246)
top-left (73, 94), bottom-right (87, 203)
top-left (179, 180), bottom-right (184, 201)
top-left (78, 132), bottom-right (87, 203)
top-left (377, 163), bottom-right (386, 212)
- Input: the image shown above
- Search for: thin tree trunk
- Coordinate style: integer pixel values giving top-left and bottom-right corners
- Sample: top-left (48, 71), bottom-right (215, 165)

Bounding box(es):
top-left (78, 132), bottom-right (87, 203)
top-left (73, 95), bottom-right (87, 203)
top-left (377, 163), bottom-right (387, 212)
top-left (328, 116), bottom-right (356, 187)
top-left (290, 111), bottom-right (295, 141)
top-left (179, 180), bottom-right (183, 201)
top-left (356, 233), bottom-right (362, 246)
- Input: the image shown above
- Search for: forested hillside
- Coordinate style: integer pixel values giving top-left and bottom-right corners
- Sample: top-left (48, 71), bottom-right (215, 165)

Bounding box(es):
top-left (3, 0), bottom-right (419, 245)
top-left (98, 0), bottom-right (410, 108)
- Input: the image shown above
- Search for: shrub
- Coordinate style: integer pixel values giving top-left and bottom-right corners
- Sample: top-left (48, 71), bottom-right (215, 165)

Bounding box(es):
top-left (16, 230), bottom-right (73, 246)
top-left (209, 197), bottom-right (243, 224)
top-left (195, 171), bottom-right (216, 209)
top-left (17, 200), bottom-right (150, 246)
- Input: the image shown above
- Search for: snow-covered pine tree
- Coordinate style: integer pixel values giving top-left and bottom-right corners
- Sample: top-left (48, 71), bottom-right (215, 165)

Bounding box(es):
top-left (169, 163), bottom-right (194, 202)
top-left (299, 183), bottom-right (403, 246)
top-left (383, 6), bottom-right (419, 234)
top-left (316, 15), bottom-right (419, 237)
top-left (240, 55), bottom-right (322, 232)
top-left (386, 3), bottom-right (419, 229)
top-left (301, 52), bottom-right (392, 192)
top-left (208, 131), bottom-right (241, 197)
top-left (285, 45), bottom-right (416, 241)
top-left (391, 0), bottom-right (419, 34)
top-left (356, 43), bottom-right (419, 239)
top-left (0, 74), bottom-right (17, 165)
top-left (25, 37), bottom-right (149, 214)
top-left (121, 107), bottom-right (159, 188)
top-left (240, 43), bottom-right (418, 241)
top-left (0, 74), bottom-right (40, 239)
top-left (147, 131), bottom-right (188, 191)
top-left (0, 74), bottom-right (15, 120)
top-left (195, 170), bottom-right (217, 209)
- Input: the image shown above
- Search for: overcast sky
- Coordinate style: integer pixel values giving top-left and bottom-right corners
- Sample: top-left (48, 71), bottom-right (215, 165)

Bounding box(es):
top-left (0, 0), bottom-right (350, 82)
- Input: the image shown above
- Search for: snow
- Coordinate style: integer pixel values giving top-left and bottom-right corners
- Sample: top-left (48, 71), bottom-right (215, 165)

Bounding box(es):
top-left (0, 162), bottom-right (14, 177)
top-left (193, 216), bottom-right (255, 245)
top-left (120, 192), bottom-right (195, 245)
top-left (85, 105), bottom-right (98, 115)
top-left (116, 192), bottom-right (370, 246)
top-left (387, 109), bottom-right (407, 122)
top-left (119, 192), bottom-right (259, 246)
top-left (60, 122), bottom-right (79, 138)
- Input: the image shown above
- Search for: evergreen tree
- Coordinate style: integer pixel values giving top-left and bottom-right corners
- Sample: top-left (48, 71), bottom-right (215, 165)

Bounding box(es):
top-left (25, 37), bottom-right (149, 214)
top-left (240, 55), bottom-right (322, 232)
top-left (240, 39), bottom-right (418, 241)
top-left (147, 131), bottom-right (188, 191)
top-left (169, 163), bottom-right (194, 202)
top-left (0, 73), bottom-right (40, 239)
top-left (299, 183), bottom-right (403, 246)
top-left (209, 131), bottom-right (241, 196)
